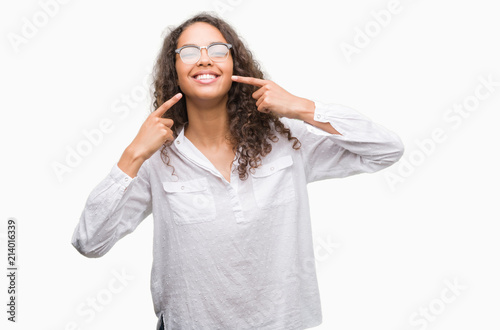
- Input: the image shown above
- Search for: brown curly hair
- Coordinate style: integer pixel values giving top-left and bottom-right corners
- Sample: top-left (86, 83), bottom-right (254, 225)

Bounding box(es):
top-left (152, 12), bottom-right (300, 180)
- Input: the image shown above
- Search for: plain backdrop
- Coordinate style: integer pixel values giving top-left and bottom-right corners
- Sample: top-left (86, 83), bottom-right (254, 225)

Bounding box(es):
top-left (1, 0), bottom-right (499, 329)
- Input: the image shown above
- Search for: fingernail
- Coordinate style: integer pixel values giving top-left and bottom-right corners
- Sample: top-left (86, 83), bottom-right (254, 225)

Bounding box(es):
top-left (176, 93), bottom-right (182, 98)
top-left (231, 75), bottom-right (238, 80)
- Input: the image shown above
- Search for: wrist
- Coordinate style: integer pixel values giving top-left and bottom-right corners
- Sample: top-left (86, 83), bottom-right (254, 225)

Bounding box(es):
top-left (118, 145), bottom-right (147, 178)
top-left (293, 98), bottom-right (316, 121)
top-left (124, 144), bottom-right (148, 163)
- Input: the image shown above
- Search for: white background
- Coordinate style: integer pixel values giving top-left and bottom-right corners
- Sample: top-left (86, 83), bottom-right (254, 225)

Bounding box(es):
top-left (1, 0), bottom-right (499, 329)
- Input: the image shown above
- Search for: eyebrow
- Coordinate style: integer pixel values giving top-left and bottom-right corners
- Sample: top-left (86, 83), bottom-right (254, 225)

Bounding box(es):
top-left (179, 41), bottom-right (226, 47)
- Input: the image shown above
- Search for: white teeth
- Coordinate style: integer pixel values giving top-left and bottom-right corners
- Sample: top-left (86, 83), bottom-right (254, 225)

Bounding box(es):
top-left (195, 74), bottom-right (217, 80)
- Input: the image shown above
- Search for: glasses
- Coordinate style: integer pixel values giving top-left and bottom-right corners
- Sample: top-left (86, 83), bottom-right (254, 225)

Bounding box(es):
top-left (175, 42), bottom-right (233, 64)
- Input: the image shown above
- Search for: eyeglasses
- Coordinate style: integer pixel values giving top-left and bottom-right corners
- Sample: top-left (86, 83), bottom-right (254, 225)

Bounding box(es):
top-left (175, 42), bottom-right (233, 64)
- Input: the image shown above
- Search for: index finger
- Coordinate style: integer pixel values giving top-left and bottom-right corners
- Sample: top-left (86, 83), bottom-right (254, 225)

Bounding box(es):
top-left (231, 75), bottom-right (266, 87)
top-left (154, 93), bottom-right (183, 117)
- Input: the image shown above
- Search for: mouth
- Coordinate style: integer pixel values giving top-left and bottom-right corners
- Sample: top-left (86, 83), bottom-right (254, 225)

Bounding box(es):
top-left (191, 72), bottom-right (221, 84)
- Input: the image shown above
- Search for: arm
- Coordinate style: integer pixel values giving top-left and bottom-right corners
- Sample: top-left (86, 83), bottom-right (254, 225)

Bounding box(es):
top-left (231, 75), bottom-right (403, 182)
top-left (72, 93), bottom-right (183, 257)
top-left (283, 101), bottom-right (404, 182)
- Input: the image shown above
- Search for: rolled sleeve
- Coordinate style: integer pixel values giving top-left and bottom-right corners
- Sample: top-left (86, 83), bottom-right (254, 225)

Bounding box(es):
top-left (109, 163), bottom-right (135, 191)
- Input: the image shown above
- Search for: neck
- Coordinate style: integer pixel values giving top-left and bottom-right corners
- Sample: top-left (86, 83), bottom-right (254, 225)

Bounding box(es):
top-left (184, 95), bottom-right (231, 148)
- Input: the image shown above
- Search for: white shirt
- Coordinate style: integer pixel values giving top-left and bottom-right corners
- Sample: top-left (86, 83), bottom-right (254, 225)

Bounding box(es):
top-left (71, 102), bottom-right (404, 330)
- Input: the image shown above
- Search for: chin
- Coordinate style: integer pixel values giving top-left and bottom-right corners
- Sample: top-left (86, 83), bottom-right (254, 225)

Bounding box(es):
top-left (183, 85), bottom-right (231, 102)
top-left (196, 93), bottom-right (229, 103)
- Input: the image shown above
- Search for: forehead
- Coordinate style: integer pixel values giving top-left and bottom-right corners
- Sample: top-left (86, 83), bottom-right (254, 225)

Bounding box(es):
top-left (177, 22), bottom-right (227, 47)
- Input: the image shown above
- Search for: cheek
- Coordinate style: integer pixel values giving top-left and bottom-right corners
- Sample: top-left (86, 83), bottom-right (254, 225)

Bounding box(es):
top-left (222, 62), bottom-right (234, 88)
top-left (175, 63), bottom-right (188, 86)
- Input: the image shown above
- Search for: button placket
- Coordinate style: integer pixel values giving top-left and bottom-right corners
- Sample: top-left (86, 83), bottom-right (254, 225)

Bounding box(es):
top-left (225, 183), bottom-right (244, 223)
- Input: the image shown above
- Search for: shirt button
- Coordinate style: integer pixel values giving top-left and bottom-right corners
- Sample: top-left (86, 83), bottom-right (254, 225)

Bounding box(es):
top-left (124, 177), bottom-right (129, 182)
top-left (270, 167), bottom-right (275, 171)
top-left (316, 114), bottom-right (322, 120)
top-left (181, 186), bottom-right (185, 190)
top-left (176, 141), bottom-right (180, 144)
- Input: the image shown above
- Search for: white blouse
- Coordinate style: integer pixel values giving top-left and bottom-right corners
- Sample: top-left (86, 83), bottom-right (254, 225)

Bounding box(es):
top-left (71, 102), bottom-right (404, 330)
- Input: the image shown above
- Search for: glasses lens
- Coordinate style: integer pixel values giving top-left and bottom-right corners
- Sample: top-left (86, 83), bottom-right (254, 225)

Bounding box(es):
top-left (208, 44), bottom-right (229, 61)
top-left (180, 47), bottom-right (200, 64)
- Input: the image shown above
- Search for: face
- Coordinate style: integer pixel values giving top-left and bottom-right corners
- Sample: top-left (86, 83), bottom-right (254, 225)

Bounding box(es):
top-left (175, 22), bottom-right (234, 103)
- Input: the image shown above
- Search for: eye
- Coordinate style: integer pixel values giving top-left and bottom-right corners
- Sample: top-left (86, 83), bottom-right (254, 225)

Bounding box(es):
top-left (208, 44), bottom-right (229, 59)
top-left (180, 47), bottom-right (199, 59)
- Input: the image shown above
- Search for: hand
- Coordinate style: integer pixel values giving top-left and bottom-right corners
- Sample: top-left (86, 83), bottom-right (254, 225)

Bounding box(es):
top-left (231, 75), bottom-right (315, 119)
top-left (130, 93), bottom-right (182, 160)
top-left (118, 93), bottom-right (182, 177)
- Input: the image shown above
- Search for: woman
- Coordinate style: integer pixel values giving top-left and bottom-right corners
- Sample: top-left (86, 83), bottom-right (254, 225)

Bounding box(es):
top-left (72, 12), bottom-right (404, 330)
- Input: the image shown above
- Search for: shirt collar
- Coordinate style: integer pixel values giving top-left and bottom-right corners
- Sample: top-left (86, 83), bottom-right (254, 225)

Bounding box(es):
top-left (173, 124), bottom-right (222, 177)
top-left (172, 124), bottom-right (238, 183)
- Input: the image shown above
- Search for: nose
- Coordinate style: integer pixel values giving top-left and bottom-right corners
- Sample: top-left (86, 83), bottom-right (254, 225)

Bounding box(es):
top-left (197, 48), bottom-right (213, 66)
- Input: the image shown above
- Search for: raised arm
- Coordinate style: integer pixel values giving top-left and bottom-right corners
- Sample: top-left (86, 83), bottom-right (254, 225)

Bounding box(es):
top-left (72, 93), bottom-right (182, 257)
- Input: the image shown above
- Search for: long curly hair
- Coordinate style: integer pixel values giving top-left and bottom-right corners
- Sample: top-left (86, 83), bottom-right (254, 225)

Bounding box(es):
top-left (152, 12), bottom-right (300, 180)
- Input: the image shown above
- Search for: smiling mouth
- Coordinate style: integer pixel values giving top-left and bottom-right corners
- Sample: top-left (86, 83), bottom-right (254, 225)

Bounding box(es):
top-left (191, 73), bottom-right (221, 84)
top-left (193, 74), bottom-right (219, 80)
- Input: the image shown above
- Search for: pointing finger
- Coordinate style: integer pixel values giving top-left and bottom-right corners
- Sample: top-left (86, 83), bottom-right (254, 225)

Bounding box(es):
top-left (231, 75), bottom-right (266, 87)
top-left (154, 93), bottom-right (182, 118)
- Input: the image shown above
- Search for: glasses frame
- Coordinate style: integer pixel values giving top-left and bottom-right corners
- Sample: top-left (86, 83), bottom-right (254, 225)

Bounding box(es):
top-left (175, 42), bottom-right (233, 64)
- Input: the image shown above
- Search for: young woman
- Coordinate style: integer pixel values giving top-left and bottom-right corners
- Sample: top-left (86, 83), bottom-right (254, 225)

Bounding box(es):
top-left (72, 13), bottom-right (404, 330)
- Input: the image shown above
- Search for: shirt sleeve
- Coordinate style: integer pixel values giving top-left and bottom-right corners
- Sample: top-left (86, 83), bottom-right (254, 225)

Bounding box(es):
top-left (282, 101), bottom-right (405, 183)
top-left (71, 161), bottom-right (153, 258)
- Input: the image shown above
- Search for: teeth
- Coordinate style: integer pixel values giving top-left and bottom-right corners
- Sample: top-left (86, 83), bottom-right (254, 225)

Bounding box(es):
top-left (195, 74), bottom-right (217, 80)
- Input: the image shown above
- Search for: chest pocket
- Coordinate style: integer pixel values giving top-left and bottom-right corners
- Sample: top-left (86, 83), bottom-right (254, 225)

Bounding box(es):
top-left (162, 178), bottom-right (216, 225)
top-left (250, 155), bottom-right (296, 209)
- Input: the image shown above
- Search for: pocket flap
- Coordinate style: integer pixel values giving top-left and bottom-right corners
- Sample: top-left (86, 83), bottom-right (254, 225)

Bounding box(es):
top-left (251, 155), bottom-right (293, 178)
top-left (163, 178), bottom-right (208, 193)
